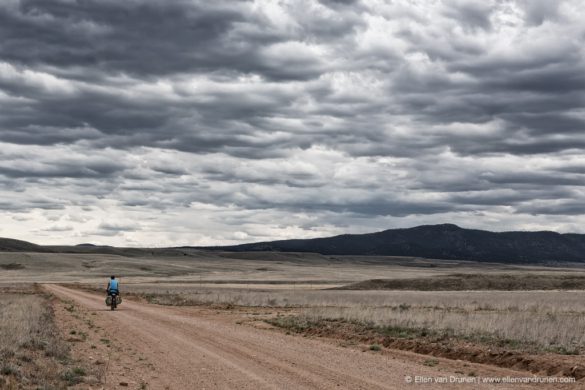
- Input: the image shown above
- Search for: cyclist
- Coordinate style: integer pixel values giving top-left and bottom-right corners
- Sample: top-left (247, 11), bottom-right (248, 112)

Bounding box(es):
top-left (107, 275), bottom-right (119, 297)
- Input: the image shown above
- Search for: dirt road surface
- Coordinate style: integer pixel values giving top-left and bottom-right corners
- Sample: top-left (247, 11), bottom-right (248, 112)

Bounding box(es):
top-left (44, 285), bottom-right (575, 389)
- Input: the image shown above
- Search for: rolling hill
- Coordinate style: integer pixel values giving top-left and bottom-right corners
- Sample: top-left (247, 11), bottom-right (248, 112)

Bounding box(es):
top-left (0, 237), bottom-right (50, 252)
top-left (201, 224), bottom-right (585, 263)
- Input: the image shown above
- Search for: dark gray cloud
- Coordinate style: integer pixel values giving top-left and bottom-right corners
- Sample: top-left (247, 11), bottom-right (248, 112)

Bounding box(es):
top-left (0, 158), bottom-right (125, 178)
top-left (1, 1), bottom-right (246, 77)
top-left (0, 0), bottom-right (584, 245)
top-left (0, 0), bottom-right (359, 80)
top-left (443, 1), bottom-right (493, 32)
top-left (520, 0), bottom-right (562, 26)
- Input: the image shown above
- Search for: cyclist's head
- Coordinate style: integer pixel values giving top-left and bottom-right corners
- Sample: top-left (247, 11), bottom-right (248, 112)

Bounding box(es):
top-left (111, 275), bottom-right (115, 280)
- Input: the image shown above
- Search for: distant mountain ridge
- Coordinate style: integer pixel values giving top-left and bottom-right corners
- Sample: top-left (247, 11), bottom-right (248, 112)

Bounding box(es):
top-left (202, 224), bottom-right (585, 263)
top-left (4, 224), bottom-right (585, 263)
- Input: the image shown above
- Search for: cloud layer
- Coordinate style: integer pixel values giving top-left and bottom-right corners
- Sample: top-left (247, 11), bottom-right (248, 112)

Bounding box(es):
top-left (1, 0), bottom-right (584, 245)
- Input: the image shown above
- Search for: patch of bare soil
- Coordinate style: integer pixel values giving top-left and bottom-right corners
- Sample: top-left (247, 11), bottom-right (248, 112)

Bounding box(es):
top-left (267, 317), bottom-right (585, 381)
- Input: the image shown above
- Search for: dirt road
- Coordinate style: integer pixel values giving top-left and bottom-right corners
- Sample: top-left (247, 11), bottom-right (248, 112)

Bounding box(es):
top-left (44, 285), bottom-right (571, 389)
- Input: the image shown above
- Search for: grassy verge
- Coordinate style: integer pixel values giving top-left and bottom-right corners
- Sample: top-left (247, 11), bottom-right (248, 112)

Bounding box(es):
top-left (0, 286), bottom-right (85, 389)
top-left (267, 316), bottom-right (549, 354)
top-left (267, 315), bottom-right (585, 379)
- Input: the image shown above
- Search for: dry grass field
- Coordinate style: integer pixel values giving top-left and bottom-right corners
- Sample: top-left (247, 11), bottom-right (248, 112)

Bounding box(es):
top-left (94, 284), bottom-right (585, 354)
top-left (5, 249), bottom-right (585, 384)
top-left (3, 250), bottom-right (582, 285)
top-left (0, 287), bottom-right (73, 389)
top-left (11, 248), bottom-right (581, 357)
top-left (287, 291), bottom-right (585, 353)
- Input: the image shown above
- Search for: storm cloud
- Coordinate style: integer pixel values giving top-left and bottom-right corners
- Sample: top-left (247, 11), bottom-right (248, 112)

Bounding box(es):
top-left (1, 0), bottom-right (584, 246)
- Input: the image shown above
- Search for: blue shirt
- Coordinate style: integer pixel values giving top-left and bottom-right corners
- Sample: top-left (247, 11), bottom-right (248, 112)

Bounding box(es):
top-left (108, 279), bottom-right (119, 292)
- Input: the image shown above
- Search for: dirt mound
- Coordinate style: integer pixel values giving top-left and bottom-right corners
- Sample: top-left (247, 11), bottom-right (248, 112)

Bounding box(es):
top-left (377, 338), bottom-right (585, 380)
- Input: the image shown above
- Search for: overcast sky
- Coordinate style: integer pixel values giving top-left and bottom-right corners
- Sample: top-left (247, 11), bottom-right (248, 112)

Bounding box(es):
top-left (1, 0), bottom-right (584, 246)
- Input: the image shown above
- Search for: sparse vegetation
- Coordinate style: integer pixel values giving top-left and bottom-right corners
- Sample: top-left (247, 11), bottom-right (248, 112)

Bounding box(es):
top-left (290, 300), bottom-right (585, 354)
top-left (423, 359), bottom-right (439, 367)
top-left (266, 314), bottom-right (585, 378)
top-left (61, 366), bottom-right (86, 385)
top-left (0, 263), bottom-right (25, 270)
top-left (369, 344), bottom-right (381, 351)
top-left (1, 364), bottom-right (19, 377)
top-left (0, 289), bottom-right (71, 388)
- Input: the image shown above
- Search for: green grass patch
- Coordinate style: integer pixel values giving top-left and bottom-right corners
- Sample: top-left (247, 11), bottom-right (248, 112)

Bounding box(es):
top-left (423, 359), bottom-right (439, 367)
top-left (61, 367), bottom-right (86, 385)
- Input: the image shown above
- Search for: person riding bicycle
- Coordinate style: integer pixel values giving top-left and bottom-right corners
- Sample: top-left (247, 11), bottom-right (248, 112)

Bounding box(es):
top-left (106, 275), bottom-right (119, 297)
